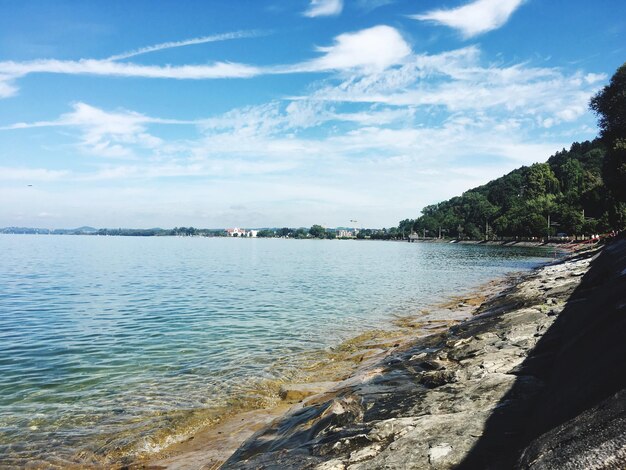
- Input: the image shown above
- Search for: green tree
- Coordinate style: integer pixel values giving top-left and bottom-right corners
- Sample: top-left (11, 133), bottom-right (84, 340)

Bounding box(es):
top-left (293, 228), bottom-right (308, 239)
top-left (398, 219), bottom-right (414, 238)
top-left (278, 227), bottom-right (292, 237)
top-left (524, 163), bottom-right (560, 199)
top-left (309, 224), bottom-right (326, 238)
top-left (558, 159), bottom-right (584, 196)
top-left (557, 205), bottom-right (584, 237)
top-left (257, 229), bottom-right (275, 238)
top-left (590, 62), bottom-right (626, 202)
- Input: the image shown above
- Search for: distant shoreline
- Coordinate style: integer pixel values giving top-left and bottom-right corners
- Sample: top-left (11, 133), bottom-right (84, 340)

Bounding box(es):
top-left (0, 230), bottom-right (597, 249)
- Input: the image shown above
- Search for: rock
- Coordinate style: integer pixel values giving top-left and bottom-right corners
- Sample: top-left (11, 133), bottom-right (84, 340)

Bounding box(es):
top-left (347, 348), bottom-right (385, 363)
top-left (418, 359), bottom-right (446, 371)
top-left (367, 418), bottom-right (418, 442)
top-left (420, 370), bottom-right (458, 388)
top-left (279, 382), bottom-right (337, 402)
top-left (428, 443), bottom-right (453, 465)
top-left (348, 444), bottom-right (382, 463)
top-left (409, 352), bottom-right (427, 361)
top-left (315, 458), bottom-right (346, 470)
top-left (348, 411), bottom-right (492, 470)
top-left (518, 389), bottom-right (626, 469)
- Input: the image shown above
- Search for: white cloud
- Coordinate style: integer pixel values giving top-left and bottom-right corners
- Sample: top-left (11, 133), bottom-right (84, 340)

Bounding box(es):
top-left (106, 30), bottom-right (264, 61)
top-left (0, 59), bottom-right (261, 81)
top-left (303, 0), bottom-right (343, 17)
top-left (293, 25), bottom-right (411, 72)
top-left (6, 102), bottom-right (196, 130)
top-left (64, 104), bottom-right (161, 158)
top-left (4, 102), bottom-right (196, 158)
top-left (0, 75), bottom-right (17, 98)
top-left (411, 0), bottom-right (525, 38)
top-left (292, 46), bottom-right (602, 129)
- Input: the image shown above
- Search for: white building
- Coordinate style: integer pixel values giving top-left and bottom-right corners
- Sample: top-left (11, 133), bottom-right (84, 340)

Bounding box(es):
top-left (226, 227), bottom-right (247, 237)
top-left (337, 229), bottom-right (358, 238)
top-left (226, 228), bottom-right (258, 237)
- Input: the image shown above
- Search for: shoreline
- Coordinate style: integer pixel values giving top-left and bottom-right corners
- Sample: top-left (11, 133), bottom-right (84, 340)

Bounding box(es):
top-left (212, 237), bottom-right (626, 469)
top-left (0, 231), bottom-right (599, 248)
top-left (137, 265), bottom-right (550, 469)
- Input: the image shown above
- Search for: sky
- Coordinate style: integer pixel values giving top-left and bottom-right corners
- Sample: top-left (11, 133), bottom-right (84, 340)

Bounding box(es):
top-left (0, 0), bottom-right (624, 229)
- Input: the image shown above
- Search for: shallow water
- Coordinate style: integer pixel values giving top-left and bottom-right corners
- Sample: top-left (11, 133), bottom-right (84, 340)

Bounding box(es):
top-left (0, 235), bottom-right (552, 466)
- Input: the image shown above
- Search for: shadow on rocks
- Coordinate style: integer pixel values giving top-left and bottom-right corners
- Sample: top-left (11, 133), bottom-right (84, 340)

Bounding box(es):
top-left (458, 233), bottom-right (626, 469)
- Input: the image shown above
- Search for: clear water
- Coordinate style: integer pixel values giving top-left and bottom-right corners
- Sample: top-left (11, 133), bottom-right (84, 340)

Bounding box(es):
top-left (0, 235), bottom-right (552, 466)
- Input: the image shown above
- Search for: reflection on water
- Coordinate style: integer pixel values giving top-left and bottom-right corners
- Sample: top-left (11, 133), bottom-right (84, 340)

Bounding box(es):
top-left (0, 235), bottom-right (551, 466)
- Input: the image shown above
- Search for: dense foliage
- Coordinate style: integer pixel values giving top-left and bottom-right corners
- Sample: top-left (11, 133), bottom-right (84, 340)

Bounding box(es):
top-left (590, 63), bottom-right (626, 201)
top-left (404, 139), bottom-right (625, 239)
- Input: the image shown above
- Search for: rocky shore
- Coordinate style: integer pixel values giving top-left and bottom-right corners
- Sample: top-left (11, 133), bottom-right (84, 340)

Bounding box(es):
top-left (214, 235), bottom-right (626, 469)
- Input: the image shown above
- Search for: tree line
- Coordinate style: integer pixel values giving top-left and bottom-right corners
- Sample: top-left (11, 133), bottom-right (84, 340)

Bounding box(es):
top-left (256, 225), bottom-right (403, 240)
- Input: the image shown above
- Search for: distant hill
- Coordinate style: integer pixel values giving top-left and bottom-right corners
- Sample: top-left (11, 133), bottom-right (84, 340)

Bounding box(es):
top-left (0, 226), bottom-right (98, 235)
top-left (73, 226), bottom-right (97, 233)
top-left (0, 227), bottom-right (51, 234)
top-left (399, 139), bottom-right (625, 239)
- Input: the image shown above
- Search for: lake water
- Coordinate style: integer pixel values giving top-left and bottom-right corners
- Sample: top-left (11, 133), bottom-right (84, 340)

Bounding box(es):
top-left (0, 235), bottom-right (552, 466)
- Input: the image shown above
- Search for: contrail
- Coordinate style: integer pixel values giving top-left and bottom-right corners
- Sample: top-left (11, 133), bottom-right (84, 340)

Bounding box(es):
top-left (107, 30), bottom-right (266, 61)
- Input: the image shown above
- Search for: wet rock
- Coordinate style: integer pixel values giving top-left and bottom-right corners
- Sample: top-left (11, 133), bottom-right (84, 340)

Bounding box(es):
top-left (279, 382), bottom-right (337, 402)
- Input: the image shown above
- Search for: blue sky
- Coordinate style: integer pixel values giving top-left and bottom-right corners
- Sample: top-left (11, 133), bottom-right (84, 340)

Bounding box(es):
top-left (0, 0), bottom-right (624, 229)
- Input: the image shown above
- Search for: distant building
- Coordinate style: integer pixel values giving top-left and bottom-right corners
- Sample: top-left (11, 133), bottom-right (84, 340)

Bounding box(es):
top-left (225, 228), bottom-right (258, 237)
top-left (226, 227), bottom-right (247, 237)
top-left (337, 229), bottom-right (358, 238)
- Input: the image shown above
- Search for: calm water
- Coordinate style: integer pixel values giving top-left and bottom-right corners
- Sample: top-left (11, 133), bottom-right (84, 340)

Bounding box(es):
top-left (0, 235), bottom-right (552, 466)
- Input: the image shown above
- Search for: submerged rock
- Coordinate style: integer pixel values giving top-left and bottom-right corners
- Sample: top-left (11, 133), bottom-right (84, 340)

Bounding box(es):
top-left (279, 382), bottom-right (339, 403)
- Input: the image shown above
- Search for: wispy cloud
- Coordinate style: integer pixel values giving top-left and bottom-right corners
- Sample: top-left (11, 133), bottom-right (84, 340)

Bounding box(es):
top-left (0, 59), bottom-right (261, 81)
top-left (0, 75), bottom-right (17, 98)
top-left (411, 0), bottom-right (525, 38)
top-left (0, 26), bottom-right (411, 97)
top-left (292, 46), bottom-right (605, 129)
top-left (4, 102), bottom-right (196, 130)
top-left (4, 102), bottom-right (197, 158)
top-left (355, 0), bottom-right (396, 12)
top-left (106, 30), bottom-right (265, 61)
top-left (2, 44), bottom-right (602, 163)
top-left (303, 0), bottom-right (343, 17)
